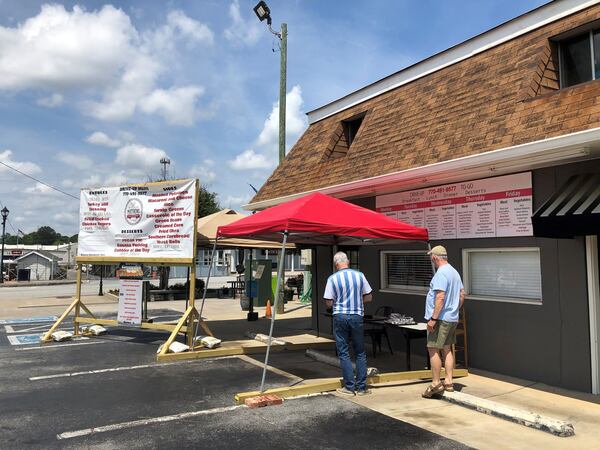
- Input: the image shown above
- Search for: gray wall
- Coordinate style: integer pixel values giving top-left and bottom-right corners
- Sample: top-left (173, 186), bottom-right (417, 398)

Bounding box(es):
top-left (311, 160), bottom-right (600, 392)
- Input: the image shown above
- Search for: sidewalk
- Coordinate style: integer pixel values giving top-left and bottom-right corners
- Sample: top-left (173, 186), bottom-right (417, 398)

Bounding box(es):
top-left (346, 369), bottom-right (600, 449)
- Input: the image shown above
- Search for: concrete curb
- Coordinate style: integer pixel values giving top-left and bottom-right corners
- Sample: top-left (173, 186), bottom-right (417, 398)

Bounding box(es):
top-left (305, 349), bottom-right (379, 377)
top-left (441, 390), bottom-right (575, 437)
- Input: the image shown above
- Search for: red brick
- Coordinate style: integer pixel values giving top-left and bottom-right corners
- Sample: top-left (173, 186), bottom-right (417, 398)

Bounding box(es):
top-left (244, 394), bottom-right (283, 408)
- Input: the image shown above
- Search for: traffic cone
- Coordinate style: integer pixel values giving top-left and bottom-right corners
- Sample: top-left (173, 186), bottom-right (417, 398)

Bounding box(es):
top-left (265, 299), bottom-right (272, 319)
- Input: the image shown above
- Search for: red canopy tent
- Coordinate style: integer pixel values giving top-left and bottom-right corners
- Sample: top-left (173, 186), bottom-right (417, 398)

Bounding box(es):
top-left (202, 193), bottom-right (429, 392)
top-left (217, 192), bottom-right (429, 244)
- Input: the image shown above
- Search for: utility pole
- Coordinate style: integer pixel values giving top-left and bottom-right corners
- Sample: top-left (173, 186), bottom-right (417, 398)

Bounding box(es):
top-left (278, 23), bottom-right (287, 164)
top-left (254, 1), bottom-right (287, 164)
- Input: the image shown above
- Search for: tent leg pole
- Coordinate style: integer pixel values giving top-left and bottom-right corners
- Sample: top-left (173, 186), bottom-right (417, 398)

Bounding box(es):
top-left (195, 239), bottom-right (218, 339)
top-left (260, 231), bottom-right (288, 393)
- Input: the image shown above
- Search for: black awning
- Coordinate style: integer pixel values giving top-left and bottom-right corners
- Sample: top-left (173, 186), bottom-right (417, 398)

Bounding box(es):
top-left (532, 173), bottom-right (600, 238)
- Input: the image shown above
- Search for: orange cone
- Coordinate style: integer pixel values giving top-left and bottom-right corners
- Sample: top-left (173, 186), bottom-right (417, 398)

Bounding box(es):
top-left (265, 299), bottom-right (272, 319)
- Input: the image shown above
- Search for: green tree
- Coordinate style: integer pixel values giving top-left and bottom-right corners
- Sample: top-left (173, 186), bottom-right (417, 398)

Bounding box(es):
top-left (34, 226), bottom-right (58, 245)
top-left (198, 184), bottom-right (220, 218)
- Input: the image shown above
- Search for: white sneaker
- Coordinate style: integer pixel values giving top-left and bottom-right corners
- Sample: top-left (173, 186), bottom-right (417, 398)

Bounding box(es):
top-left (336, 387), bottom-right (355, 396)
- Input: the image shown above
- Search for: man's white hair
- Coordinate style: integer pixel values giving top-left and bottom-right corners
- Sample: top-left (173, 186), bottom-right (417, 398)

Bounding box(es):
top-left (333, 251), bottom-right (349, 266)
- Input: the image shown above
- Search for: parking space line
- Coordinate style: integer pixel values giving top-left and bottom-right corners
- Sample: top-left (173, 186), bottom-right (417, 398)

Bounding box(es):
top-left (236, 355), bottom-right (304, 383)
top-left (57, 405), bottom-right (245, 440)
top-left (4, 323), bottom-right (61, 334)
top-left (15, 341), bottom-right (104, 351)
top-left (0, 316), bottom-right (58, 325)
top-left (28, 358), bottom-right (217, 381)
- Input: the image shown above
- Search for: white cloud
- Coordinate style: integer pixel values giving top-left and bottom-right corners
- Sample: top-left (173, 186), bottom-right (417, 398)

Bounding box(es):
top-left (0, 150), bottom-right (42, 174)
top-left (139, 85), bottom-right (204, 126)
top-left (24, 182), bottom-right (56, 195)
top-left (115, 144), bottom-right (168, 170)
top-left (81, 174), bottom-right (102, 188)
top-left (224, 0), bottom-right (262, 46)
top-left (189, 162), bottom-right (216, 183)
top-left (0, 5), bottom-right (134, 91)
top-left (257, 85), bottom-right (306, 148)
top-left (149, 9), bottom-right (214, 52)
top-left (37, 93), bottom-right (63, 108)
top-left (55, 151), bottom-right (93, 170)
top-left (229, 85), bottom-right (307, 171)
top-left (222, 194), bottom-right (251, 209)
top-left (166, 10), bottom-right (214, 45)
top-left (84, 53), bottom-right (161, 121)
top-left (53, 212), bottom-right (76, 223)
top-left (86, 131), bottom-right (121, 148)
top-left (0, 5), bottom-right (212, 125)
top-left (229, 149), bottom-right (273, 170)
top-left (105, 171), bottom-right (128, 186)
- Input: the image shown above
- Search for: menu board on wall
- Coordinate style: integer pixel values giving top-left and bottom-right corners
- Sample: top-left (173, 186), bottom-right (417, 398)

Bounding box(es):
top-left (78, 179), bottom-right (196, 262)
top-left (376, 172), bottom-right (533, 239)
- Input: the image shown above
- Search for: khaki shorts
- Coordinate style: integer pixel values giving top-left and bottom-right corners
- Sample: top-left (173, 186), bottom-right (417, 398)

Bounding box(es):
top-left (427, 320), bottom-right (458, 349)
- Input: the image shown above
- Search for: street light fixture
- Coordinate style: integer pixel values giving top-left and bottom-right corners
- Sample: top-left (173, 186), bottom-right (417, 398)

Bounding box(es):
top-left (254, 1), bottom-right (287, 165)
top-left (0, 207), bottom-right (9, 284)
top-left (253, 1), bottom-right (271, 24)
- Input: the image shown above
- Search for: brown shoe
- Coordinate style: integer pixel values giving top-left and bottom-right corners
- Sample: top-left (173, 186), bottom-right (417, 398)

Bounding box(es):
top-left (422, 382), bottom-right (444, 398)
top-left (443, 382), bottom-right (454, 392)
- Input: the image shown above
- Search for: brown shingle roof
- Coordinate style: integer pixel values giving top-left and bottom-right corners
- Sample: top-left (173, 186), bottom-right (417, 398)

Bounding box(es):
top-left (252, 4), bottom-right (600, 204)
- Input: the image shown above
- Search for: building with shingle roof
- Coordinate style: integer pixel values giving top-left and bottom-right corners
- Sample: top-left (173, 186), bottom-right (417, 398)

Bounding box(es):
top-left (248, 0), bottom-right (600, 394)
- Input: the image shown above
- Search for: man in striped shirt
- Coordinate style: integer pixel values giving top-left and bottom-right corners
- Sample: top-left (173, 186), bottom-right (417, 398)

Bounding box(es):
top-left (324, 251), bottom-right (373, 396)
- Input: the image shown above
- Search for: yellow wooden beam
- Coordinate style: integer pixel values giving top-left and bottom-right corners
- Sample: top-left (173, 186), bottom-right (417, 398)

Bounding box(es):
top-left (41, 296), bottom-right (80, 342)
top-left (158, 306), bottom-right (194, 356)
top-left (156, 340), bottom-right (335, 362)
top-left (235, 380), bottom-right (343, 403)
top-left (234, 368), bottom-right (469, 403)
top-left (76, 317), bottom-right (189, 333)
top-left (368, 368), bottom-right (469, 384)
top-left (78, 302), bottom-right (96, 319)
top-left (73, 265), bottom-right (82, 336)
top-left (76, 256), bottom-right (193, 265)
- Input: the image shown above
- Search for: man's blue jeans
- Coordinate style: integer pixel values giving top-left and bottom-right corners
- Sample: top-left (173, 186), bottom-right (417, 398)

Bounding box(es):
top-left (333, 314), bottom-right (367, 391)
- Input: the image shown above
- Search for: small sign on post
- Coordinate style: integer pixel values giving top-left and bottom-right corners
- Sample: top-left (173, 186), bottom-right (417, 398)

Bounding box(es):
top-left (117, 279), bottom-right (143, 326)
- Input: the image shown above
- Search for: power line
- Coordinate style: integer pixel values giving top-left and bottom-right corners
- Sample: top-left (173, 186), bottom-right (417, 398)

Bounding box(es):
top-left (0, 160), bottom-right (78, 200)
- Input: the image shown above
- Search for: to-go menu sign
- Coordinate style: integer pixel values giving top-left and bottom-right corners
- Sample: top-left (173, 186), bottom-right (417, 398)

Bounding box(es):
top-left (376, 172), bottom-right (533, 239)
top-left (78, 179), bottom-right (196, 262)
top-left (117, 279), bottom-right (142, 326)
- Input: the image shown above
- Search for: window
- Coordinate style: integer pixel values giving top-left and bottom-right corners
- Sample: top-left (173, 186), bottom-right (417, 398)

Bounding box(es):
top-left (380, 251), bottom-right (433, 293)
top-left (342, 115), bottom-right (364, 147)
top-left (339, 247), bottom-right (360, 270)
top-left (462, 248), bottom-right (542, 304)
top-left (559, 29), bottom-right (600, 88)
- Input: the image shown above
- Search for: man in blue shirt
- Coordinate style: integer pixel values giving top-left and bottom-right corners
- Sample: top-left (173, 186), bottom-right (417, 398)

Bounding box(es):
top-left (324, 251), bottom-right (373, 396)
top-left (422, 245), bottom-right (465, 398)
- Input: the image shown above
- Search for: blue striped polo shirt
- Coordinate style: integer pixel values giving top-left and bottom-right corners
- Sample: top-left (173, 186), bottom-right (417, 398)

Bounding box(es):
top-left (324, 268), bottom-right (372, 316)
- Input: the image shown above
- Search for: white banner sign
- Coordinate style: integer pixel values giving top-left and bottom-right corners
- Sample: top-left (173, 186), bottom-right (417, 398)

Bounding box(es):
top-left (117, 279), bottom-right (143, 326)
top-left (78, 179), bottom-right (196, 261)
top-left (376, 172), bottom-right (533, 239)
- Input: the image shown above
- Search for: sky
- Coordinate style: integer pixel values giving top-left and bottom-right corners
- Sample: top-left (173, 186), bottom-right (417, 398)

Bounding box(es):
top-left (0, 0), bottom-right (549, 235)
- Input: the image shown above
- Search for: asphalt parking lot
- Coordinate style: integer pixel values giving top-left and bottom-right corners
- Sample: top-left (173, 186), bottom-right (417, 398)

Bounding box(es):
top-left (0, 315), bottom-right (468, 449)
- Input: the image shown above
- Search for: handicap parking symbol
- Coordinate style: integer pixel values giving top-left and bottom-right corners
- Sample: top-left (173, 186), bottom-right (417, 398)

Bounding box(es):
top-left (7, 334), bottom-right (44, 345)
